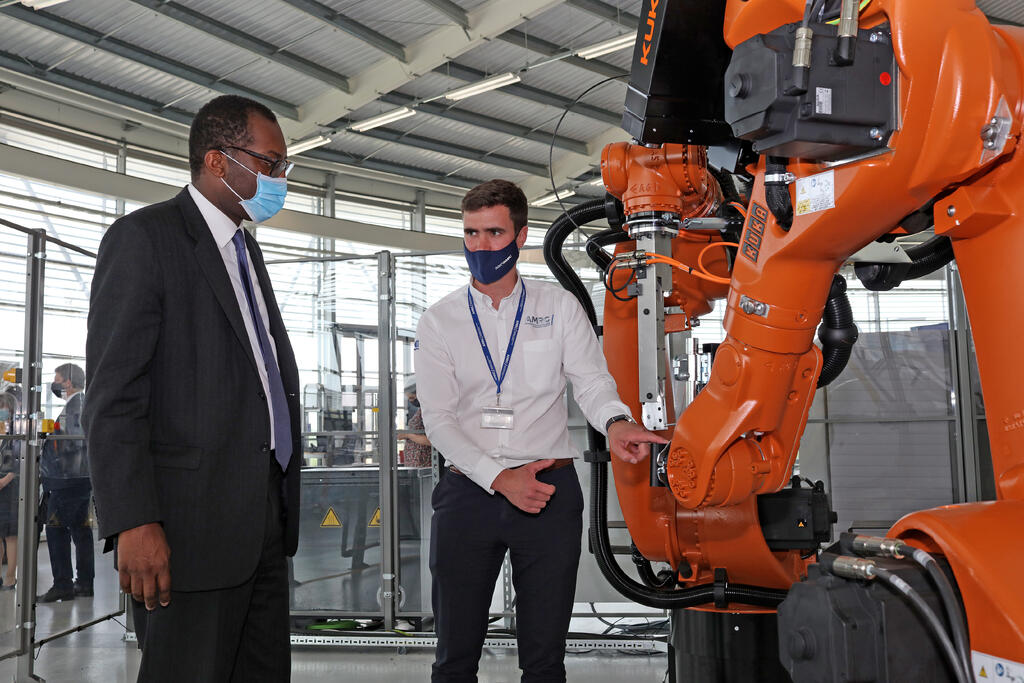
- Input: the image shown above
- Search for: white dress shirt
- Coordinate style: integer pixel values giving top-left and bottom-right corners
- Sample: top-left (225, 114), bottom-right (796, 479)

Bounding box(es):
top-left (415, 274), bottom-right (631, 492)
top-left (187, 184), bottom-right (279, 448)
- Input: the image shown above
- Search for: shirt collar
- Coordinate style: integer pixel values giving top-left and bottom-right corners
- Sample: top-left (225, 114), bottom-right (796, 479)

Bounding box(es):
top-left (187, 184), bottom-right (242, 250)
top-left (468, 272), bottom-right (523, 312)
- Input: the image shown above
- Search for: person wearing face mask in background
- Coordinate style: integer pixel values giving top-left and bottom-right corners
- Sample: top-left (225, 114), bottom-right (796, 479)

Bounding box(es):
top-left (84, 95), bottom-right (302, 682)
top-left (0, 390), bottom-right (21, 590)
top-left (415, 179), bottom-right (668, 683)
top-left (36, 363), bottom-right (94, 603)
top-left (397, 380), bottom-right (432, 467)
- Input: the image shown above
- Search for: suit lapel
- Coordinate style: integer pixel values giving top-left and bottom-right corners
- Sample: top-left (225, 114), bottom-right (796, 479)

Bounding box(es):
top-left (176, 189), bottom-right (261, 379)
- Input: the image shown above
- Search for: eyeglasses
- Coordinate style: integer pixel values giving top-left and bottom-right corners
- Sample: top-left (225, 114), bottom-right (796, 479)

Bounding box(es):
top-left (220, 146), bottom-right (294, 178)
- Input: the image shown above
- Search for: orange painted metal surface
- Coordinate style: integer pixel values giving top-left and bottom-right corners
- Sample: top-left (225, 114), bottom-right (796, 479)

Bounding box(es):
top-left (891, 503), bottom-right (1024, 661)
top-left (600, 0), bottom-right (1024, 635)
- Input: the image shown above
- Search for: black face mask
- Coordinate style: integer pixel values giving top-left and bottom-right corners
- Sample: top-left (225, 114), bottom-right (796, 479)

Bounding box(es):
top-left (51, 381), bottom-right (64, 399)
top-left (409, 398), bottom-right (420, 408)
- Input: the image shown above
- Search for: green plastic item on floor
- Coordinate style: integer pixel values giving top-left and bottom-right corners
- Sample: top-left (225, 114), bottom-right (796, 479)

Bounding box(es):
top-left (308, 619), bottom-right (360, 631)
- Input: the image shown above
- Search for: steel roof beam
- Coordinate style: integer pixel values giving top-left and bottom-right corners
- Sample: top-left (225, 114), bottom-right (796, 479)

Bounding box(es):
top-left (519, 125), bottom-right (628, 200)
top-left (565, 0), bottom-right (639, 29)
top-left (303, 148), bottom-right (477, 188)
top-left (375, 91), bottom-right (588, 155)
top-left (435, 62), bottom-right (622, 126)
top-left (124, 0), bottom-right (351, 93)
top-left (349, 126), bottom-right (550, 177)
top-left (282, 0), bottom-right (561, 141)
top-left (0, 5), bottom-right (299, 119)
top-left (0, 56), bottom-right (483, 196)
top-left (0, 49), bottom-right (195, 126)
top-left (276, 0), bottom-right (407, 63)
top-left (498, 29), bottom-right (625, 80)
top-left (412, 0), bottom-right (469, 29)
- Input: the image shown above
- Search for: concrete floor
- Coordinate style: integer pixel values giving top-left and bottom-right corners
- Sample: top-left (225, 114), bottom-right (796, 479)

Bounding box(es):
top-left (0, 618), bottom-right (669, 682)
top-left (0, 539), bottom-right (668, 681)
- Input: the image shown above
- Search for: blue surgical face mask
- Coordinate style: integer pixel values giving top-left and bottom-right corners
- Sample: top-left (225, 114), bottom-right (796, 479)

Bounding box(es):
top-left (0, 409), bottom-right (9, 421)
top-left (221, 152), bottom-right (288, 223)
top-left (464, 238), bottom-right (520, 285)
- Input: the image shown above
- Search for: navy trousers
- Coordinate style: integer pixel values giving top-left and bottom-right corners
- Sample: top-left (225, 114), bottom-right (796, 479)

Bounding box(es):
top-left (44, 481), bottom-right (95, 590)
top-left (430, 463), bottom-right (583, 683)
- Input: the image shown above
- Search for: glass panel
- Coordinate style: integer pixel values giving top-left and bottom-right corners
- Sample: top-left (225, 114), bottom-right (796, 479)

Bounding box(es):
top-left (828, 420), bottom-right (956, 534)
top-left (825, 328), bottom-right (954, 420)
top-left (0, 224), bottom-right (27, 660)
top-left (0, 124), bottom-right (116, 171)
top-left (35, 254), bottom-right (118, 643)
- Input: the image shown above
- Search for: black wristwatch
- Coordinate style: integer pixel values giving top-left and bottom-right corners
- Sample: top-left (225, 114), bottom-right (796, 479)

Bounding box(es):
top-left (605, 414), bottom-right (636, 431)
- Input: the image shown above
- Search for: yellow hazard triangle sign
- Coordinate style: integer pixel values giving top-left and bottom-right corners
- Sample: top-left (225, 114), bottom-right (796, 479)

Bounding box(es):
top-left (368, 507), bottom-right (382, 527)
top-left (980, 666), bottom-right (988, 678)
top-left (320, 507), bottom-right (341, 527)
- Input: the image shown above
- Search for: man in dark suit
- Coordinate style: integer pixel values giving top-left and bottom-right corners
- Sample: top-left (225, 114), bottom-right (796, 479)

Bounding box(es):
top-left (84, 95), bottom-right (302, 682)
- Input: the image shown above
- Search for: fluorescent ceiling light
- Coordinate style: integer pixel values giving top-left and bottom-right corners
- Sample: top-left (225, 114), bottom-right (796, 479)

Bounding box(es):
top-left (20, 0), bottom-right (73, 7)
top-left (288, 135), bottom-right (331, 155)
top-left (443, 72), bottom-right (521, 101)
top-left (575, 32), bottom-right (636, 60)
top-left (532, 191), bottom-right (574, 207)
top-left (349, 107), bottom-right (416, 132)
top-left (586, 177), bottom-right (605, 186)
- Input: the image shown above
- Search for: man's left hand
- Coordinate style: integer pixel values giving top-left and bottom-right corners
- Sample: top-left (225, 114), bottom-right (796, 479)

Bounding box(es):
top-left (607, 421), bottom-right (670, 464)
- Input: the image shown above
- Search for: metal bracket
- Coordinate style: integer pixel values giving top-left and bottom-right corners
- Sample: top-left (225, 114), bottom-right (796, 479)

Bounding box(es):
top-left (642, 399), bottom-right (668, 431)
top-left (739, 295), bottom-right (770, 317)
top-left (847, 241), bottom-right (911, 265)
top-left (980, 96), bottom-right (1013, 164)
top-left (764, 172), bottom-right (796, 185)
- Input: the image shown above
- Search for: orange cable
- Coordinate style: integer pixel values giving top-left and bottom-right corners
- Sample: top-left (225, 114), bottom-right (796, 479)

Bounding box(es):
top-left (697, 242), bottom-right (739, 284)
top-left (728, 201), bottom-right (748, 219)
top-left (645, 254), bottom-right (730, 285)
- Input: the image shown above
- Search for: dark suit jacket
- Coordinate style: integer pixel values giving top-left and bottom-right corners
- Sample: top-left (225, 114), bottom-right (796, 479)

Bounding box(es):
top-left (41, 391), bottom-right (90, 489)
top-left (84, 187), bottom-right (301, 592)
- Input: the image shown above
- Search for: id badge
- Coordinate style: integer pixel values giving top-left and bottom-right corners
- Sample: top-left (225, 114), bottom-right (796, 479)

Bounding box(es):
top-left (481, 406), bottom-right (515, 429)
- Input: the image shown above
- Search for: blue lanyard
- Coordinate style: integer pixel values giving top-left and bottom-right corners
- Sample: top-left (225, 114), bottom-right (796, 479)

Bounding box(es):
top-left (467, 282), bottom-right (527, 400)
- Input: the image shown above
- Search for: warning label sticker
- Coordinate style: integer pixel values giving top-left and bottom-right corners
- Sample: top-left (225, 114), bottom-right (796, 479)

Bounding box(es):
top-left (368, 507), bottom-right (381, 527)
top-left (973, 650), bottom-right (1024, 682)
top-left (795, 170), bottom-right (836, 217)
top-left (319, 507), bottom-right (341, 527)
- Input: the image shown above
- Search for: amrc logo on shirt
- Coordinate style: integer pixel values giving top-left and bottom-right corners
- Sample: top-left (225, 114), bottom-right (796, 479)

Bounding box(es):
top-left (525, 314), bottom-right (554, 328)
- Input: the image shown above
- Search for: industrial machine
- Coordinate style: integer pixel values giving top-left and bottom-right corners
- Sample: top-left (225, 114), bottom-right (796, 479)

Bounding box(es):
top-left (543, 1), bottom-right (1024, 680)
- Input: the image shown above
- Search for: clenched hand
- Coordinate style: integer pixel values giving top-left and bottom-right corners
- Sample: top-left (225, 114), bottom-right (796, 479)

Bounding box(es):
top-left (491, 459), bottom-right (557, 513)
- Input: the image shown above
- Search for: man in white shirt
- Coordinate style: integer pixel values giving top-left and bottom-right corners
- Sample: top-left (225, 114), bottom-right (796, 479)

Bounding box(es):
top-left (416, 179), bottom-right (667, 682)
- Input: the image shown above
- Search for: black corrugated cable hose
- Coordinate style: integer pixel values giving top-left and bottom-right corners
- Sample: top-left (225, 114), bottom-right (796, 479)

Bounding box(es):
top-left (765, 156), bottom-right (794, 230)
top-left (541, 198), bottom-right (607, 324)
top-left (855, 235), bottom-right (955, 292)
top-left (543, 202), bottom-right (790, 610)
top-left (817, 274), bottom-right (859, 387)
top-left (585, 227), bottom-right (632, 273)
top-left (590, 460), bottom-right (788, 609)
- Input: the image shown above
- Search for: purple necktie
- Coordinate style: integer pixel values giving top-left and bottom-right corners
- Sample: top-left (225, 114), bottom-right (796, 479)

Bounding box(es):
top-left (231, 229), bottom-right (292, 471)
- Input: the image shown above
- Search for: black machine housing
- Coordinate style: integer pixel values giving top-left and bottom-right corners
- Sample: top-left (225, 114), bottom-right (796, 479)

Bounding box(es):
top-left (622, 0), bottom-right (733, 146)
top-left (757, 477), bottom-right (836, 552)
top-left (724, 22), bottom-right (898, 161)
top-left (778, 554), bottom-right (962, 682)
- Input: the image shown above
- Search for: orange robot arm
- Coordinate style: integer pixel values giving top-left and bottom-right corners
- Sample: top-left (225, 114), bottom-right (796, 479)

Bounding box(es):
top-left (596, 0), bottom-right (1024, 666)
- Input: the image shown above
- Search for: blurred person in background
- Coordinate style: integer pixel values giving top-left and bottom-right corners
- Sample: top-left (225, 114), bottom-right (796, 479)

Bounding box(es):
top-left (0, 390), bottom-right (20, 589)
top-left (398, 380), bottom-right (432, 467)
top-left (38, 362), bottom-right (94, 602)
